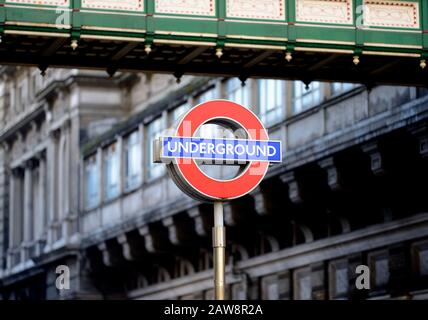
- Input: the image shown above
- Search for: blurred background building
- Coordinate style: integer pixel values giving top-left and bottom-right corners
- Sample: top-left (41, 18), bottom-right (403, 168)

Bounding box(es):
top-left (0, 67), bottom-right (428, 300)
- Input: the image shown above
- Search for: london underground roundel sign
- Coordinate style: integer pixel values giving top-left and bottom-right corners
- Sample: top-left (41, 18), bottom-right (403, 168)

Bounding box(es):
top-left (154, 100), bottom-right (282, 202)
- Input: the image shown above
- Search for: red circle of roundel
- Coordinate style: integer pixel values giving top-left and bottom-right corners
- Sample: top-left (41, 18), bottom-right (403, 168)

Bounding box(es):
top-left (175, 100), bottom-right (269, 201)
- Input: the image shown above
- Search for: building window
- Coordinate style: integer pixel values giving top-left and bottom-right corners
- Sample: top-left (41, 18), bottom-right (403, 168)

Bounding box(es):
top-left (231, 283), bottom-right (247, 300)
top-left (147, 117), bottom-right (165, 180)
top-left (258, 79), bottom-right (285, 126)
top-left (16, 81), bottom-right (28, 111)
top-left (293, 267), bottom-right (312, 300)
top-left (293, 81), bottom-right (322, 114)
top-left (374, 259), bottom-right (389, 287)
top-left (29, 73), bottom-right (38, 99)
top-left (329, 260), bottom-right (349, 299)
top-left (0, 82), bottom-right (5, 123)
top-left (125, 131), bottom-right (142, 191)
top-left (196, 88), bottom-right (220, 138)
top-left (103, 142), bottom-right (120, 201)
top-left (85, 155), bottom-right (99, 209)
top-left (412, 241), bottom-right (428, 276)
top-left (171, 102), bottom-right (190, 124)
top-left (197, 87), bottom-right (217, 104)
top-left (369, 251), bottom-right (390, 292)
top-left (331, 82), bottom-right (358, 96)
top-left (261, 275), bottom-right (279, 300)
top-left (225, 78), bottom-right (250, 107)
top-left (419, 249), bottom-right (428, 276)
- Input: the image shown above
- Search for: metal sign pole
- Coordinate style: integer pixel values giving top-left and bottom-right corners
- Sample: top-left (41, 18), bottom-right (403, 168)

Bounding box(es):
top-left (156, 101), bottom-right (281, 300)
top-left (213, 201), bottom-right (226, 300)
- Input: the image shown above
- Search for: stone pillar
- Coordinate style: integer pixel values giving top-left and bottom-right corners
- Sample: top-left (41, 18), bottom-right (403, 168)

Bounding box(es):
top-left (388, 244), bottom-right (412, 297)
top-left (311, 262), bottom-right (327, 300)
top-left (139, 123), bottom-right (145, 184)
top-left (35, 152), bottom-right (47, 255)
top-left (61, 127), bottom-right (71, 243)
top-left (8, 168), bottom-right (22, 268)
top-left (47, 130), bottom-right (59, 248)
top-left (23, 162), bottom-right (33, 242)
top-left (22, 160), bottom-right (34, 261)
top-left (8, 170), bottom-right (15, 250)
top-left (6, 168), bottom-right (15, 269)
top-left (38, 153), bottom-right (46, 238)
top-left (11, 168), bottom-right (23, 255)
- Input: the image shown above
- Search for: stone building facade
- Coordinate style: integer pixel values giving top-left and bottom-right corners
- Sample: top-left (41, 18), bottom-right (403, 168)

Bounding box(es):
top-left (0, 66), bottom-right (428, 300)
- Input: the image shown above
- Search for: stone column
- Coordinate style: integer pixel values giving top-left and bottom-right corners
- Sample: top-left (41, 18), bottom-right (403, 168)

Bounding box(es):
top-left (38, 153), bottom-right (46, 238)
top-left (7, 168), bottom-right (16, 269)
top-left (96, 147), bottom-right (103, 228)
top-left (8, 169), bottom-right (16, 249)
top-left (139, 123), bottom-right (145, 184)
top-left (35, 152), bottom-right (46, 255)
top-left (116, 136), bottom-right (124, 224)
top-left (22, 160), bottom-right (34, 261)
top-left (47, 130), bottom-right (59, 248)
top-left (62, 126), bottom-right (71, 243)
top-left (12, 169), bottom-right (23, 250)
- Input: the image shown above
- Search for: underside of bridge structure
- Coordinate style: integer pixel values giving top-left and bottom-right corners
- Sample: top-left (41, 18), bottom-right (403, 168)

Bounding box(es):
top-left (0, 0), bottom-right (427, 86)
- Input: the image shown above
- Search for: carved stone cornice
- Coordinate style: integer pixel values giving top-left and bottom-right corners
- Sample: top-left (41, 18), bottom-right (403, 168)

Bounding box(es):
top-left (48, 128), bottom-right (61, 141)
top-left (318, 157), bottom-right (342, 191)
top-left (161, 213), bottom-right (197, 247)
top-left (361, 142), bottom-right (384, 175)
top-left (11, 166), bottom-right (24, 177)
top-left (187, 205), bottom-right (211, 238)
top-left (408, 122), bottom-right (428, 159)
top-left (138, 224), bottom-right (170, 254)
top-left (250, 187), bottom-right (268, 216)
top-left (24, 158), bottom-right (39, 170)
top-left (97, 240), bottom-right (124, 267)
top-left (117, 233), bottom-right (145, 262)
top-left (280, 172), bottom-right (303, 204)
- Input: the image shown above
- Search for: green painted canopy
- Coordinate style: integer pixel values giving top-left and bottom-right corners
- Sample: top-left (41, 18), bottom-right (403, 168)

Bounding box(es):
top-left (0, 0), bottom-right (427, 86)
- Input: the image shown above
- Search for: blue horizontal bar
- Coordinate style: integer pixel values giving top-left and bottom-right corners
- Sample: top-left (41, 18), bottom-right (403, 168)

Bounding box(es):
top-left (161, 137), bottom-right (282, 163)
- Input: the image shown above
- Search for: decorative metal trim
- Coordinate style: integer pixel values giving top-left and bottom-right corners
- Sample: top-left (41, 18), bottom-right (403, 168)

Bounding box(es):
top-left (363, 0), bottom-right (420, 29)
top-left (155, 0), bottom-right (216, 16)
top-left (226, 0), bottom-right (285, 21)
top-left (296, 0), bottom-right (353, 25)
top-left (81, 0), bottom-right (144, 11)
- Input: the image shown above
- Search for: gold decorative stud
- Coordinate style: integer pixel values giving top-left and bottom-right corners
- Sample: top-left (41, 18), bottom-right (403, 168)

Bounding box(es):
top-left (145, 44), bottom-right (152, 55)
top-left (285, 52), bottom-right (293, 62)
top-left (353, 55), bottom-right (360, 66)
top-left (216, 48), bottom-right (223, 59)
top-left (420, 59), bottom-right (426, 69)
top-left (71, 39), bottom-right (78, 51)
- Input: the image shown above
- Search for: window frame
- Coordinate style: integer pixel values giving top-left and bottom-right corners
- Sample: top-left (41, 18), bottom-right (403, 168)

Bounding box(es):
top-left (292, 81), bottom-right (322, 115)
top-left (331, 82), bottom-right (358, 97)
top-left (146, 116), bottom-right (165, 181)
top-left (225, 78), bottom-right (250, 108)
top-left (84, 154), bottom-right (100, 210)
top-left (171, 102), bottom-right (191, 125)
top-left (124, 130), bottom-right (142, 192)
top-left (293, 267), bottom-right (312, 300)
top-left (258, 79), bottom-right (285, 127)
top-left (103, 142), bottom-right (120, 201)
top-left (328, 259), bottom-right (349, 300)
